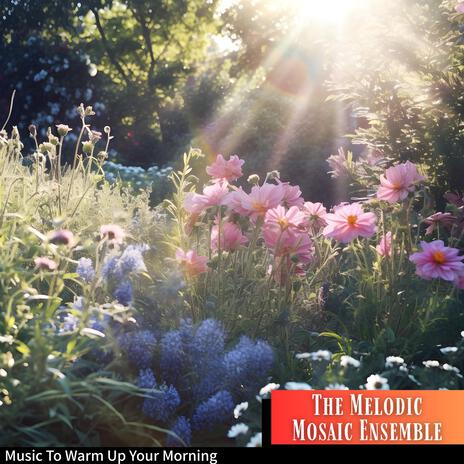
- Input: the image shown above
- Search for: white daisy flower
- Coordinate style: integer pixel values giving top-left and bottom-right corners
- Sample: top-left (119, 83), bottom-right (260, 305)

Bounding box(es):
top-left (442, 363), bottom-right (460, 374)
top-left (227, 423), bottom-right (249, 438)
top-left (385, 356), bottom-right (405, 368)
top-left (365, 374), bottom-right (390, 390)
top-left (259, 383), bottom-right (280, 397)
top-left (325, 383), bottom-right (349, 390)
top-left (340, 355), bottom-right (360, 368)
top-left (440, 347), bottom-right (458, 355)
top-left (233, 402), bottom-right (249, 419)
top-left (423, 360), bottom-right (440, 368)
top-left (246, 432), bottom-right (262, 448)
top-left (295, 352), bottom-right (311, 360)
top-left (285, 382), bottom-right (312, 390)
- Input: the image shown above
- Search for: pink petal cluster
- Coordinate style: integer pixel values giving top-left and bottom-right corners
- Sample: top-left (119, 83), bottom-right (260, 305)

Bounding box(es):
top-left (376, 231), bottom-right (392, 257)
top-left (327, 147), bottom-right (349, 179)
top-left (263, 206), bottom-right (313, 283)
top-left (48, 229), bottom-right (75, 247)
top-left (376, 161), bottom-right (425, 204)
top-left (34, 256), bottom-right (58, 271)
top-left (424, 212), bottom-right (456, 236)
top-left (206, 154), bottom-right (245, 183)
top-left (323, 203), bottom-right (377, 243)
top-left (303, 201), bottom-right (327, 231)
top-left (175, 248), bottom-right (209, 278)
top-left (279, 181), bottom-right (304, 208)
top-left (100, 224), bottom-right (125, 245)
top-left (456, 2), bottom-right (464, 14)
top-left (184, 182), bottom-right (230, 215)
top-left (409, 240), bottom-right (464, 281)
top-left (225, 183), bottom-right (284, 221)
top-left (211, 221), bottom-right (248, 252)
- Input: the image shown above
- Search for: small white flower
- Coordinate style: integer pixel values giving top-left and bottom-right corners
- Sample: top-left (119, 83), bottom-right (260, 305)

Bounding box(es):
top-left (440, 347), bottom-right (458, 355)
top-left (461, 330), bottom-right (464, 338)
top-left (365, 374), bottom-right (390, 390)
top-left (325, 383), bottom-right (348, 390)
top-left (385, 356), bottom-right (405, 368)
top-left (227, 423), bottom-right (249, 438)
top-left (259, 383), bottom-right (280, 397)
top-left (297, 350), bottom-right (332, 362)
top-left (423, 360), bottom-right (440, 368)
top-left (399, 365), bottom-right (408, 373)
top-left (285, 382), bottom-right (312, 390)
top-left (442, 363), bottom-right (460, 374)
top-left (233, 402), bottom-right (249, 419)
top-left (340, 355), bottom-right (360, 368)
top-left (246, 432), bottom-right (262, 447)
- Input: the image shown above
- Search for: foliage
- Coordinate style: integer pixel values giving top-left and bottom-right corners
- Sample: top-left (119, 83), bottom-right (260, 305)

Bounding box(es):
top-left (327, 0), bottom-right (464, 199)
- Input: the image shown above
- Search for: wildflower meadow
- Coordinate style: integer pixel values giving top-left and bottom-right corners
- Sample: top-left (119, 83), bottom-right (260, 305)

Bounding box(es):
top-left (1, 0), bottom-right (464, 450)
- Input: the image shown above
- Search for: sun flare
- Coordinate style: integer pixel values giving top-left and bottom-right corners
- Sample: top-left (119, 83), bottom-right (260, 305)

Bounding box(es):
top-left (289, 0), bottom-right (362, 22)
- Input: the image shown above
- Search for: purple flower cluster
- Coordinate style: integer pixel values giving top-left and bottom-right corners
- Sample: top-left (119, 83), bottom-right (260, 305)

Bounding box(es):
top-left (137, 369), bottom-right (180, 424)
top-left (78, 243), bottom-right (149, 307)
top-left (166, 416), bottom-right (192, 447)
top-left (118, 330), bottom-right (156, 368)
top-left (191, 391), bottom-right (234, 432)
top-left (125, 318), bottom-right (274, 445)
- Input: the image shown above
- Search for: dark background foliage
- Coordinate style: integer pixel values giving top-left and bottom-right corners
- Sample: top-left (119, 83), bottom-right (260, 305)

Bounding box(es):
top-left (1, 0), bottom-right (464, 204)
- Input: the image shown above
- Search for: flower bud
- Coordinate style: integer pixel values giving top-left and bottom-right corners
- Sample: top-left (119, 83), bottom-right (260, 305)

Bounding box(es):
top-left (247, 174), bottom-right (260, 185)
top-left (82, 140), bottom-right (94, 154)
top-left (56, 124), bottom-right (72, 137)
top-left (267, 170), bottom-right (280, 181)
top-left (28, 124), bottom-right (37, 137)
top-left (39, 142), bottom-right (54, 154)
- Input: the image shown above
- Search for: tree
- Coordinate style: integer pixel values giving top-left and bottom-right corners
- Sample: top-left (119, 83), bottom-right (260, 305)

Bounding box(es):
top-left (1, 0), bottom-right (222, 164)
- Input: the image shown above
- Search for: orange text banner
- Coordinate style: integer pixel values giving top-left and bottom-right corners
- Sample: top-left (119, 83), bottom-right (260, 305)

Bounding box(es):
top-left (271, 390), bottom-right (464, 444)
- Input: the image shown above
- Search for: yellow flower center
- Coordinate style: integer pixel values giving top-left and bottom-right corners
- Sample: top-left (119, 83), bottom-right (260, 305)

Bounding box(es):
top-left (347, 215), bottom-right (358, 226)
top-left (251, 202), bottom-right (268, 215)
top-left (432, 251), bottom-right (446, 265)
top-left (278, 217), bottom-right (289, 230)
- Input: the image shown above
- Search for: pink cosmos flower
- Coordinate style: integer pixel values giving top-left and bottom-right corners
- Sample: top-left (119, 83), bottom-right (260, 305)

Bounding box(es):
top-left (456, 2), bottom-right (464, 14)
top-left (100, 224), bottom-right (125, 245)
top-left (175, 248), bottom-right (208, 278)
top-left (48, 229), bottom-right (75, 247)
top-left (274, 231), bottom-right (313, 264)
top-left (376, 231), bottom-right (392, 257)
top-left (302, 201), bottom-right (328, 231)
top-left (206, 154), bottom-right (245, 183)
top-left (409, 240), bottom-right (464, 281)
top-left (184, 192), bottom-right (209, 216)
top-left (202, 182), bottom-right (230, 207)
top-left (223, 188), bottom-right (250, 216)
top-left (279, 181), bottom-right (304, 208)
top-left (268, 233), bottom-right (312, 284)
top-left (424, 212), bottom-right (456, 236)
top-left (34, 256), bottom-right (58, 271)
top-left (264, 206), bottom-right (306, 232)
top-left (323, 203), bottom-right (377, 243)
top-left (444, 191), bottom-right (464, 208)
top-left (229, 183), bottom-right (285, 221)
top-left (211, 221), bottom-right (248, 252)
top-left (376, 161), bottom-right (425, 204)
top-left (327, 147), bottom-right (349, 179)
